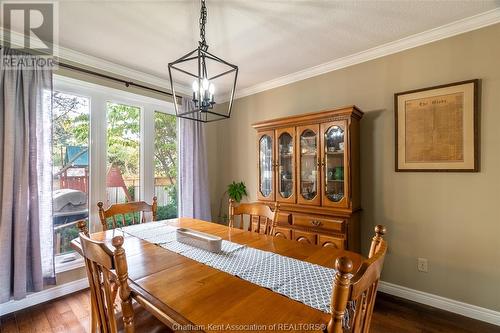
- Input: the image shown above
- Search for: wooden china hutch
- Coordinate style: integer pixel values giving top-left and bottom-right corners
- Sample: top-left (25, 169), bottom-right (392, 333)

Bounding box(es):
top-left (252, 106), bottom-right (363, 251)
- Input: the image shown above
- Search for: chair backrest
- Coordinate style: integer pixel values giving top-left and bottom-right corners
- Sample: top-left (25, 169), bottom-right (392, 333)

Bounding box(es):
top-left (327, 225), bottom-right (388, 333)
top-left (79, 232), bottom-right (135, 333)
top-left (98, 197), bottom-right (158, 230)
top-left (228, 199), bottom-right (279, 235)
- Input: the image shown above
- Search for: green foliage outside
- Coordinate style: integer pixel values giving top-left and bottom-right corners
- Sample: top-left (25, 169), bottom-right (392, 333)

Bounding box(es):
top-left (154, 112), bottom-right (177, 186)
top-left (52, 92), bottom-right (90, 166)
top-left (107, 103), bottom-right (140, 180)
top-left (154, 111), bottom-right (178, 220)
top-left (127, 185), bottom-right (136, 202)
top-left (59, 225), bottom-right (80, 254)
top-left (104, 212), bottom-right (141, 230)
top-left (157, 184), bottom-right (178, 220)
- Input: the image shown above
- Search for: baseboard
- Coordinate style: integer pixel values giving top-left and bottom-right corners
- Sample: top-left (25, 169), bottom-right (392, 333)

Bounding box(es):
top-left (0, 278), bottom-right (89, 316)
top-left (378, 281), bottom-right (500, 326)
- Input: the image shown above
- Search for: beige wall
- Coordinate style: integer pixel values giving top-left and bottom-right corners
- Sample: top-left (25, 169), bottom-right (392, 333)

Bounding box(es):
top-left (206, 24), bottom-right (500, 311)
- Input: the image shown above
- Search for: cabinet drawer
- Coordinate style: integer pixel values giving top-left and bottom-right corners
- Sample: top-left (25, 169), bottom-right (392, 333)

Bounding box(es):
top-left (277, 212), bottom-right (292, 225)
top-left (292, 230), bottom-right (317, 245)
top-left (318, 235), bottom-right (345, 250)
top-left (274, 227), bottom-right (291, 240)
top-left (293, 214), bottom-right (345, 232)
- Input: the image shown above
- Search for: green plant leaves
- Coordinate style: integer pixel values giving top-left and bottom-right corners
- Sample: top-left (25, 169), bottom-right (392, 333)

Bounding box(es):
top-left (227, 181), bottom-right (247, 203)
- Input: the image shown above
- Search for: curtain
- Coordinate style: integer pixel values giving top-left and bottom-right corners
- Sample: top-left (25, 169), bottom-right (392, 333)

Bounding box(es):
top-left (0, 48), bottom-right (54, 303)
top-left (178, 97), bottom-right (212, 221)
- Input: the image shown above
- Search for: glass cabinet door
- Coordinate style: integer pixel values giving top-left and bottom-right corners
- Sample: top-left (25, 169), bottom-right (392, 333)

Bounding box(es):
top-left (321, 121), bottom-right (349, 207)
top-left (257, 131), bottom-right (274, 201)
top-left (297, 125), bottom-right (320, 205)
top-left (276, 128), bottom-right (295, 203)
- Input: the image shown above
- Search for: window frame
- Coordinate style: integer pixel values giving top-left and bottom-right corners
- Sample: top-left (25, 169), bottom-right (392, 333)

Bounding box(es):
top-left (53, 75), bottom-right (176, 272)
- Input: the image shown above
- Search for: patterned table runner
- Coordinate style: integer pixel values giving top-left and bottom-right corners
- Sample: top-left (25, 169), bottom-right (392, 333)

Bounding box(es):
top-left (120, 221), bottom-right (336, 314)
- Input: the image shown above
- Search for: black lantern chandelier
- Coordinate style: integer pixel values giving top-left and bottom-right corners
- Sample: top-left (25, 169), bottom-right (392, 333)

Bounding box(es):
top-left (168, 0), bottom-right (238, 123)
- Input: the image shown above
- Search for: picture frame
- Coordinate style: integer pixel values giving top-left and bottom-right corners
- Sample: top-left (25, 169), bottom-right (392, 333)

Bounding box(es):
top-left (395, 79), bottom-right (479, 172)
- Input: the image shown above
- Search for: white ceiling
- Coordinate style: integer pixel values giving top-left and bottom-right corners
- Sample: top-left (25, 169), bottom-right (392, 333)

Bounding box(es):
top-left (6, 0), bottom-right (500, 95)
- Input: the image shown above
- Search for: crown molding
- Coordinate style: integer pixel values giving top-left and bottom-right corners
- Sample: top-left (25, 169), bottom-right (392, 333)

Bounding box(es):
top-left (0, 27), bottom-right (192, 96)
top-left (2, 7), bottom-right (499, 102)
top-left (231, 8), bottom-right (500, 102)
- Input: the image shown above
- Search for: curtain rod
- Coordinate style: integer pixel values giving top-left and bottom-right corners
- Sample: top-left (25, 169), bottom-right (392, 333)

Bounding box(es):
top-left (0, 45), bottom-right (179, 99)
top-left (58, 62), bottom-right (178, 98)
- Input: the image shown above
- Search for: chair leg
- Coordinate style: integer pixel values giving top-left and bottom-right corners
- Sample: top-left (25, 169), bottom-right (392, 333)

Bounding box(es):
top-left (90, 296), bottom-right (99, 333)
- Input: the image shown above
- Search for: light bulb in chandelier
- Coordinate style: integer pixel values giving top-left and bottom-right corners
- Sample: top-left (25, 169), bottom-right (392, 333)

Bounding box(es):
top-left (202, 78), bottom-right (210, 90)
top-left (209, 83), bottom-right (215, 104)
top-left (192, 80), bottom-right (199, 101)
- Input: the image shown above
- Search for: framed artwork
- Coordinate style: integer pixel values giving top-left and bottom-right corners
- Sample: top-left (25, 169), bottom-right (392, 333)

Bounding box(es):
top-left (395, 79), bottom-right (479, 172)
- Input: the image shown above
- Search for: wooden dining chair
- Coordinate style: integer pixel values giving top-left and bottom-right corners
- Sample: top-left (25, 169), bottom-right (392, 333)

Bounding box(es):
top-left (228, 199), bottom-right (279, 235)
top-left (98, 197), bottom-right (158, 231)
top-left (327, 225), bottom-right (388, 333)
top-left (79, 230), bottom-right (169, 333)
top-left (77, 220), bottom-right (102, 333)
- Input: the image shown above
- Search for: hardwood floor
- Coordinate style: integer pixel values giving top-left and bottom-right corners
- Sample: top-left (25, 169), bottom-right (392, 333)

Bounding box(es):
top-left (1, 290), bottom-right (498, 333)
top-left (371, 293), bottom-right (499, 333)
top-left (0, 291), bottom-right (91, 333)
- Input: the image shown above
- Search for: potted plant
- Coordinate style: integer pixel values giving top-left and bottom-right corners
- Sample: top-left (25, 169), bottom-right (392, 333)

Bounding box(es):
top-left (218, 181), bottom-right (247, 223)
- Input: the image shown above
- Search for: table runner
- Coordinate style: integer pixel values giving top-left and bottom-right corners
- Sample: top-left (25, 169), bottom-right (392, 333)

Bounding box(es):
top-left (120, 221), bottom-right (336, 314)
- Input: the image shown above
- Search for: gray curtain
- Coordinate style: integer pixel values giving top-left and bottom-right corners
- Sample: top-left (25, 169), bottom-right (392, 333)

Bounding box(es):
top-left (0, 48), bottom-right (54, 303)
top-left (178, 97), bottom-right (212, 221)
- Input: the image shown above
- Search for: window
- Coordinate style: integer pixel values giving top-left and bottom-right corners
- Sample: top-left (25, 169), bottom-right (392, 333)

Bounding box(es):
top-left (49, 75), bottom-right (177, 271)
top-left (51, 92), bottom-right (90, 259)
top-left (106, 102), bottom-right (141, 205)
top-left (154, 111), bottom-right (178, 220)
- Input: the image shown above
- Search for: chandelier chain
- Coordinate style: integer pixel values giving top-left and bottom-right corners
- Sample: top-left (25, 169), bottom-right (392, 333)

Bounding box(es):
top-left (199, 0), bottom-right (208, 50)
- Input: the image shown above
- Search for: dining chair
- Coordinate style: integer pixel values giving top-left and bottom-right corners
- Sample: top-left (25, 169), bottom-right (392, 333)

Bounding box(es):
top-left (98, 197), bottom-right (158, 231)
top-left (78, 229), bottom-right (169, 333)
top-left (228, 199), bottom-right (279, 235)
top-left (327, 225), bottom-right (388, 333)
top-left (77, 220), bottom-right (100, 332)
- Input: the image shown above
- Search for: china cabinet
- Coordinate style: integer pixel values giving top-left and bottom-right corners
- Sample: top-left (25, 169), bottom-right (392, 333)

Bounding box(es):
top-left (252, 106), bottom-right (363, 251)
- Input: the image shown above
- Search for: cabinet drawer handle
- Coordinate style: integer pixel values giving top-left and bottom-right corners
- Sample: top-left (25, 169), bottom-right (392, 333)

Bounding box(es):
top-left (311, 220), bottom-right (322, 226)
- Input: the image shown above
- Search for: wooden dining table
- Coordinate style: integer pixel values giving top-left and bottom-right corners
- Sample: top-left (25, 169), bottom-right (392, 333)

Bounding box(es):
top-left (71, 218), bottom-right (365, 332)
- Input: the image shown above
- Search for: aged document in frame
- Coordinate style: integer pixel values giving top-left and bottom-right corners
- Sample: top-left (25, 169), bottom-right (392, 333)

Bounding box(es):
top-left (404, 93), bottom-right (464, 163)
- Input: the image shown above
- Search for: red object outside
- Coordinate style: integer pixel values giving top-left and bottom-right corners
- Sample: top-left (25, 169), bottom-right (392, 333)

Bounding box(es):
top-left (59, 165), bottom-right (131, 202)
top-left (60, 169), bottom-right (88, 193)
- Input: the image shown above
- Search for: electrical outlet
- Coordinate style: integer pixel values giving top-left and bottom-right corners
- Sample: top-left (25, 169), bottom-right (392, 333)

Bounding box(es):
top-left (417, 258), bottom-right (428, 273)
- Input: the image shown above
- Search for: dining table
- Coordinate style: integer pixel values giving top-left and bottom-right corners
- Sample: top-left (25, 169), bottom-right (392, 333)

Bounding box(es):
top-left (71, 218), bottom-right (364, 332)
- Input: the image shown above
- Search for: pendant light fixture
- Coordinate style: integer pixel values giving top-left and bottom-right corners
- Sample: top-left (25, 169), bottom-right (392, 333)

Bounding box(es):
top-left (168, 0), bottom-right (238, 122)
